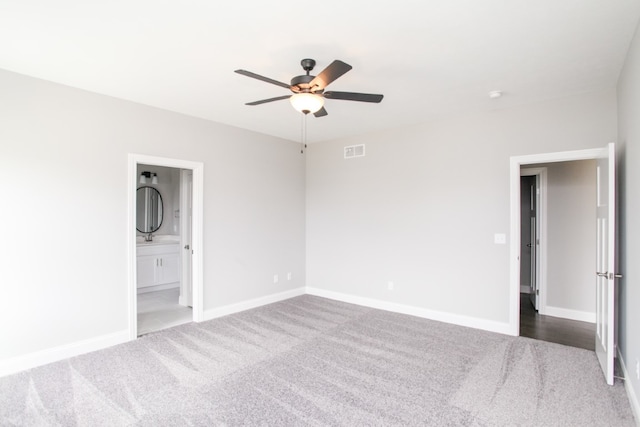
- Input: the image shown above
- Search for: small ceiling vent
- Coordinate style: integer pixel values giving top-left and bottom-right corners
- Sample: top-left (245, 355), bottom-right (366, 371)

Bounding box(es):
top-left (344, 144), bottom-right (365, 159)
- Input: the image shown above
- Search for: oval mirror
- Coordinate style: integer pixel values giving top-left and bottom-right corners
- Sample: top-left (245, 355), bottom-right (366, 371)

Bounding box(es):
top-left (136, 186), bottom-right (163, 233)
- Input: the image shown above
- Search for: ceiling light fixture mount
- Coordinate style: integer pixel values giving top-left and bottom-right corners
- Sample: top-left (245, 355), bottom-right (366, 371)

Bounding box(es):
top-left (488, 90), bottom-right (503, 99)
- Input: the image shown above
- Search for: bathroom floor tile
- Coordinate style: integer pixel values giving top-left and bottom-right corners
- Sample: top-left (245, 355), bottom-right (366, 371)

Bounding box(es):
top-left (137, 288), bottom-right (192, 336)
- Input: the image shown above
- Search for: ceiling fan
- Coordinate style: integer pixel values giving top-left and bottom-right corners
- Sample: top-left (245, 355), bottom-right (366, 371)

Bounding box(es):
top-left (235, 59), bottom-right (383, 117)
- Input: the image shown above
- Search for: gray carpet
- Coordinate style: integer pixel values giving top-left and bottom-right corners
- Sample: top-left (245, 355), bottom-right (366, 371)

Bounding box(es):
top-left (0, 295), bottom-right (635, 426)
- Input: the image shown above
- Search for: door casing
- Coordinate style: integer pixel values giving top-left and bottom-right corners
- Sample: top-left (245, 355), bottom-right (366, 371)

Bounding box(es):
top-left (128, 154), bottom-right (204, 340)
top-left (179, 169), bottom-right (193, 308)
top-left (509, 147), bottom-right (607, 336)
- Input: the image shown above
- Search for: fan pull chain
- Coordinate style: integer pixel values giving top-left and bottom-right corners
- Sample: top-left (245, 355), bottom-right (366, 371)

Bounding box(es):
top-left (301, 113), bottom-right (308, 154)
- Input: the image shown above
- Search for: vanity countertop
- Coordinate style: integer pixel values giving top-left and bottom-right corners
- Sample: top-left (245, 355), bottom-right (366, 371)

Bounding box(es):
top-left (136, 235), bottom-right (180, 246)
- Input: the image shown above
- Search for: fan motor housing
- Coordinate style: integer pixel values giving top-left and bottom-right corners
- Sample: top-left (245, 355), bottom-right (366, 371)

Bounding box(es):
top-left (291, 74), bottom-right (315, 92)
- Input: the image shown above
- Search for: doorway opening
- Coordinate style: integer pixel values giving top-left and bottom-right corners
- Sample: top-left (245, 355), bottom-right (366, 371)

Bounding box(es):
top-left (135, 165), bottom-right (192, 335)
top-left (520, 160), bottom-right (596, 351)
top-left (517, 162), bottom-right (597, 350)
top-left (128, 154), bottom-right (204, 340)
top-left (517, 166), bottom-right (593, 349)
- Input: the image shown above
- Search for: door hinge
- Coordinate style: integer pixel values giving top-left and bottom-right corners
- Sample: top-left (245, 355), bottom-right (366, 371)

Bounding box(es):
top-left (597, 271), bottom-right (622, 280)
top-left (536, 289), bottom-right (539, 295)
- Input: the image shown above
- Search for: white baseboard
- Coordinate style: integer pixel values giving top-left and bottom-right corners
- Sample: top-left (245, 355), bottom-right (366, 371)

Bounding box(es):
top-left (1, 288), bottom-right (306, 378)
top-left (0, 330), bottom-right (130, 378)
top-left (202, 287), bottom-right (306, 321)
top-left (544, 305), bottom-right (595, 323)
top-left (5, 285), bottom-right (572, 379)
top-left (137, 282), bottom-right (179, 294)
top-left (305, 287), bottom-right (512, 335)
top-left (617, 348), bottom-right (640, 425)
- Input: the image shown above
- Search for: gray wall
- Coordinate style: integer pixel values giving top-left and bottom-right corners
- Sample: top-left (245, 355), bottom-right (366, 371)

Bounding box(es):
top-left (0, 47), bottom-right (635, 408)
top-left (545, 160), bottom-right (596, 317)
top-left (306, 90), bottom-right (617, 324)
top-left (617, 17), bottom-right (640, 412)
top-left (0, 69), bottom-right (306, 360)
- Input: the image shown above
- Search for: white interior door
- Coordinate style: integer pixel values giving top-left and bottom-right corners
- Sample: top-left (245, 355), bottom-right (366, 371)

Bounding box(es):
top-left (529, 212), bottom-right (538, 309)
top-left (595, 142), bottom-right (617, 385)
top-left (520, 174), bottom-right (539, 310)
top-left (529, 177), bottom-right (539, 310)
top-left (179, 169), bottom-right (193, 308)
top-left (520, 178), bottom-right (533, 290)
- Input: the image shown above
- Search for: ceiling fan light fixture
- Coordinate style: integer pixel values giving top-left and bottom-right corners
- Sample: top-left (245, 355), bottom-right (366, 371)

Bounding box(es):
top-left (290, 93), bottom-right (324, 114)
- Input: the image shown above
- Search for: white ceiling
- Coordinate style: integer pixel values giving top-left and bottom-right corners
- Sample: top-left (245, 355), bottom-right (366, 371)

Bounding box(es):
top-left (1, 0), bottom-right (639, 143)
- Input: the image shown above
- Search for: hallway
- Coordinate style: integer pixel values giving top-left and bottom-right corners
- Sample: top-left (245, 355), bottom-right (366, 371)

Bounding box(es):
top-left (519, 293), bottom-right (595, 351)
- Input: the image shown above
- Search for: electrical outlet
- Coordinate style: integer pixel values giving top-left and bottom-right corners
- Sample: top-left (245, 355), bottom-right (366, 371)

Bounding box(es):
top-left (494, 233), bottom-right (506, 244)
top-left (273, 274), bottom-right (279, 284)
top-left (287, 272), bottom-right (292, 281)
top-left (387, 281), bottom-right (394, 291)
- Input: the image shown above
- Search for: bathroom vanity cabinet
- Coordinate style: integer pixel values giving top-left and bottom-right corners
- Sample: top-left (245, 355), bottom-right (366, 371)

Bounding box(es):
top-left (137, 243), bottom-right (180, 291)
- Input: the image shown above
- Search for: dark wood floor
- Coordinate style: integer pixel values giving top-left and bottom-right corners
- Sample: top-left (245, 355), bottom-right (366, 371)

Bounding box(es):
top-left (519, 293), bottom-right (595, 351)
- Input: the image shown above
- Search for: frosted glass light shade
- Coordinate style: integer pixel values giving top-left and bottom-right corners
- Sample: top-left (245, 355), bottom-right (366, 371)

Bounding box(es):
top-left (139, 171), bottom-right (158, 185)
top-left (290, 93), bottom-right (324, 114)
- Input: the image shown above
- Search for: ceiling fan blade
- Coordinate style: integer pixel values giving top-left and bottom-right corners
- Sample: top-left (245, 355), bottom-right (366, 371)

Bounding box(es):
top-left (314, 107), bottom-right (328, 118)
top-left (245, 95), bottom-right (291, 106)
top-left (309, 60), bottom-right (352, 90)
top-left (324, 91), bottom-right (384, 103)
top-left (235, 69), bottom-right (291, 89)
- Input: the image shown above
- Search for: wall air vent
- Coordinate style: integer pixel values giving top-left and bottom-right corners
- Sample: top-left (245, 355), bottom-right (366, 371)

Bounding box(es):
top-left (344, 144), bottom-right (365, 159)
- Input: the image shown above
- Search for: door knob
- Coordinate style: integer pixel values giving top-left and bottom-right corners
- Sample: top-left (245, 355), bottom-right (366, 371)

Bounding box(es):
top-left (526, 243), bottom-right (532, 248)
top-left (184, 244), bottom-right (190, 250)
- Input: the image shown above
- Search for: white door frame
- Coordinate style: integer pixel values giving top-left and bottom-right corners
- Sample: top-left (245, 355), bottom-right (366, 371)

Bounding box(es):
top-left (179, 169), bottom-right (193, 307)
top-left (520, 167), bottom-right (547, 313)
top-left (509, 147), bottom-right (603, 336)
top-left (128, 154), bottom-right (204, 340)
